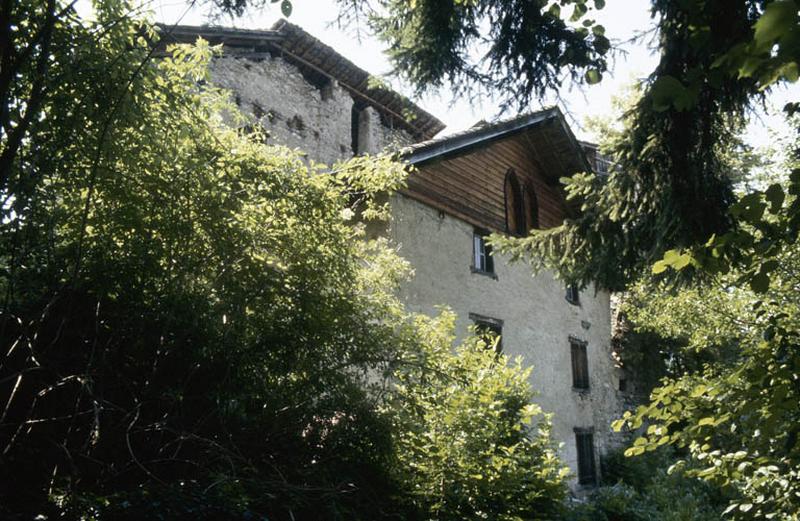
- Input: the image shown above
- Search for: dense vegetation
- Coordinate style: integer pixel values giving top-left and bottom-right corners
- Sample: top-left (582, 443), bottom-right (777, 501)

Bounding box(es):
top-left (0, 1), bottom-right (567, 519)
top-left (341, 0), bottom-right (800, 519)
top-left (4, 0), bottom-right (800, 519)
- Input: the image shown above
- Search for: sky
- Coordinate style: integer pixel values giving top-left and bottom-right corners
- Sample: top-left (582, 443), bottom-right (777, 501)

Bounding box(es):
top-left (98, 0), bottom-right (797, 144)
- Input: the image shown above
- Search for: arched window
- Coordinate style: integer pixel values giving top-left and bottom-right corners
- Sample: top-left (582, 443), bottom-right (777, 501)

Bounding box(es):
top-left (524, 183), bottom-right (539, 231)
top-left (504, 170), bottom-right (526, 236)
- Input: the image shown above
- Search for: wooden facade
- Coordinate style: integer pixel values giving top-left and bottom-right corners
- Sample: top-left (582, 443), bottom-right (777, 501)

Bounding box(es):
top-left (402, 110), bottom-right (590, 235)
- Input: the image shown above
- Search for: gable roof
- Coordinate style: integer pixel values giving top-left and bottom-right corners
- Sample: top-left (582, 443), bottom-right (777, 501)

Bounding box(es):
top-left (156, 21), bottom-right (445, 141)
top-left (402, 107), bottom-right (592, 183)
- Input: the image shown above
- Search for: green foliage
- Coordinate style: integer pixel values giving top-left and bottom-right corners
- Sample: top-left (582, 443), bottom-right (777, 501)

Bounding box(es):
top-left (565, 448), bottom-right (728, 521)
top-left (612, 121), bottom-right (800, 519)
top-left (485, 1), bottom-right (797, 291)
top-left (388, 312), bottom-right (568, 520)
top-left (0, 2), bottom-right (568, 520)
top-left (337, 0), bottom-right (609, 112)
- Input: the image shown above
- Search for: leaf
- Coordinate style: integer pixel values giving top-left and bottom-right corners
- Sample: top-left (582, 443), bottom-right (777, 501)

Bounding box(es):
top-left (753, 1), bottom-right (798, 50)
top-left (281, 0), bottom-right (292, 17)
top-left (698, 417), bottom-right (715, 426)
top-left (652, 260), bottom-right (669, 274)
top-left (765, 183), bottom-right (785, 213)
top-left (750, 271), bottom-right (770, 293)
top-left (650, 75), bottom-right (691, 111)
top-left (571, 3), bottom-right (588, 21)
top-left (585, 69), bottom-right (602, 84)
top-left (594, 0), bottom-right (606, 8)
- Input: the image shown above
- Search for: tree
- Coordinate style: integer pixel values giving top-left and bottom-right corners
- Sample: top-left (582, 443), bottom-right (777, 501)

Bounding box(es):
top-left (0, 2), bottom-right (568, 519)
top-left (337, 0), bottom-right (799, 290)
top-left (611, 118), bottom-right (800, 519)
top-left (388, 315), bottom-right (567, 520)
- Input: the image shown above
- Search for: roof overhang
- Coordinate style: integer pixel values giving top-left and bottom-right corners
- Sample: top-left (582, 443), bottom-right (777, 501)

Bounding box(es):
top-left (154, 21), bottom-right (445, 141)
top-left (402, 106), bottom-right (592, 182)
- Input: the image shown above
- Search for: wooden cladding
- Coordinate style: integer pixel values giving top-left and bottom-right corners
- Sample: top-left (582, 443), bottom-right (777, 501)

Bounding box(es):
top-left (402, 133), bottom-right (570, 235)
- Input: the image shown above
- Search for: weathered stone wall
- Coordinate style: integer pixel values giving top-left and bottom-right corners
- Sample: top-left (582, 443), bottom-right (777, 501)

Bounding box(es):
top-left (388, 193), bottom-right (628, 486)
top-left (208, 54), bottom-right (414, 166)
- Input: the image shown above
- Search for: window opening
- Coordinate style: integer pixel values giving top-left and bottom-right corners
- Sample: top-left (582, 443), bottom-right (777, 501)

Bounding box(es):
top-left (570, 338), bottom-right (589, 390)
top-left (472, 231), bottom-right (494, 274)
top-left (574, 428), bottom-right (597, 486)
top-left (566, 284), bottom-right (580, 305)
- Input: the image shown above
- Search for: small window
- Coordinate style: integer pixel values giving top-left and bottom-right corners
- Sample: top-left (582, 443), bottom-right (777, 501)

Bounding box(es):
top-left (470, 313), bottom-right (503, 353)
top-left (566, 283), bottom-right (580, 305)
top-left (524, 184), bottom-right (539, 231)
top-left (472, 232), bottom-right (494, 274)
top-left (570, 338), bottom-right (589, 390)
top-left (504, 170), bottom-right (526, 236)
top-left (574, 428), bottom-right (597, 486)
top-left (618, 378), bottom-right (628, 392)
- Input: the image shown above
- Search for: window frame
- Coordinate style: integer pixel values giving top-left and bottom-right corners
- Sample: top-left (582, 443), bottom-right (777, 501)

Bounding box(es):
top-left (469, 313), bottom-right (504, 353)
top-left (471, 230), bottom-right (496, 277)
top-left (574, 427), bottom-right (597, 486)
top-left (504, 170), bottom-right (526, 236)
top-left (570, 337), bottom-right (590, 391)
top-left (565, 283), bottom-right (580, 305)
top-left (524, 183), bottom-right (539, 231)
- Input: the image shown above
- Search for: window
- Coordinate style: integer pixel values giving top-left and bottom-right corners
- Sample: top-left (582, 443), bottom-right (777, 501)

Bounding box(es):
top-left (566, 283), bottom-right (580, 305)
top-left (574, 428), bottom-right (597, 486)
top-left (472, 231), bottom-right (494, 275)
top-left (469, 313), bottom-right (503, 353)
top-left (618, 378), bottom-right (628, 392)
top-left (504, 170), bottom-right (526, 236)
top-left (505, 171), bottom-right (539, 235)
top-left (524, 183), bottom-right (539, 231)
top-left (570, 338), bottom-right (589, 390)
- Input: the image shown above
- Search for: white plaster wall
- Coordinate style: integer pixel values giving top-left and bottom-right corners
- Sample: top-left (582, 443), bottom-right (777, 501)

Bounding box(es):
top-left (209, 55), bottom-right (414, 166)
top-left (388, 193), bottom-right (626, 484)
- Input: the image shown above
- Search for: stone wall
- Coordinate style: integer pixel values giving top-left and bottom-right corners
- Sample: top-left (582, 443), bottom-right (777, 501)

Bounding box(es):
top-left (208, 54), bottom-right (414, 166)
top-left (388, 193), bottom-right (628, 486)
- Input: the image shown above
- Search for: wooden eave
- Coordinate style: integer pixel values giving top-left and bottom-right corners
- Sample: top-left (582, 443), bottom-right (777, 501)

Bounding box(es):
top-left (400, 108), bottom-right (594, 234)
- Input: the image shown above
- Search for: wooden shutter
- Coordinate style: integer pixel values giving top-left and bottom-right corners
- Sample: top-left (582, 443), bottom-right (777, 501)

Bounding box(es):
top-left (571, 340), bottom-right (589, 389)
top-left (575, 430), bottom-right (597, 485)
top-left (525, 184), bottom-right (539, 230)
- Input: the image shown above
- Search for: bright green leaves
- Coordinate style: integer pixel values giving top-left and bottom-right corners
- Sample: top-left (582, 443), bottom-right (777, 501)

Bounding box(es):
top-left (390, 326), bottom-right (567, 519)
top-left (652, 249), bottom-right (693, 274)
top-left (618, 159), bottom-right (800, 519)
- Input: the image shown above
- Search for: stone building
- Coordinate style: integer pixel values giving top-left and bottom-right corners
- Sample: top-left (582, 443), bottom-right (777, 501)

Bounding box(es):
top-left (161, 20), bottom-right (628, 487)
